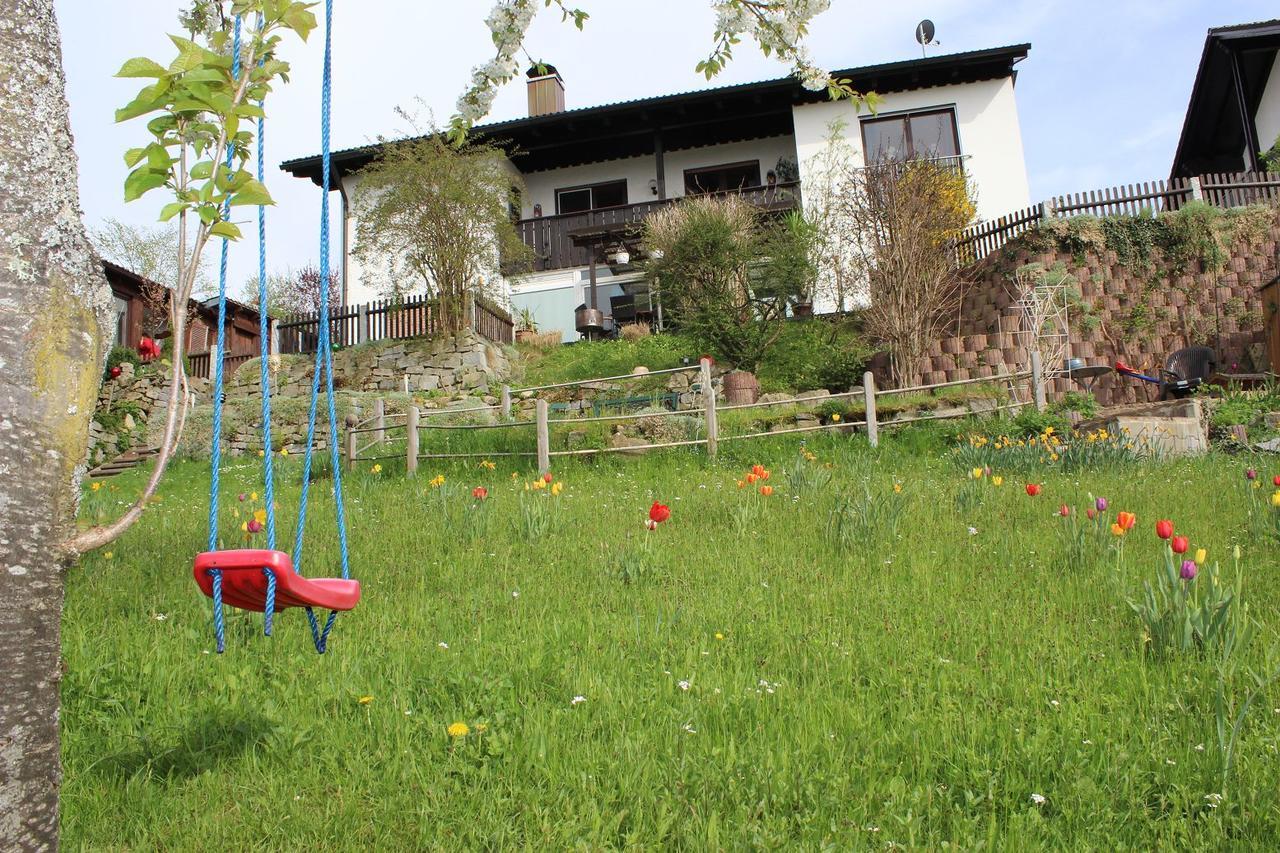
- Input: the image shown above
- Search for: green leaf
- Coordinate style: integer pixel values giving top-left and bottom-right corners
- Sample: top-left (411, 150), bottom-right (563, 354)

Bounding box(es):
top-left (124, 167), bottom-right (167, 202)
top-left (228, 178), bottom-right (274, 207)
top-left (210, 220), bottom-right (242, 240)
top-left (282, 3), bottom-right (318, 40)
top-left (116, 57), bottom-right (167, 78)
top-left (158, 201), bottom-right (187, 222)
top-left (146, 143), bottom-right (172, 171)
top-left (190, 160), bottom-right (214, 180)
top-left (124, 147), bottom-right (147, 168)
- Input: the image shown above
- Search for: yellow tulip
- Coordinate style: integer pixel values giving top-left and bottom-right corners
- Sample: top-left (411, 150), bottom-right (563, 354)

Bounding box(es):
top-left (991, 476), bottom-right (1004, 486)
top-left (1194, 548), bottom-right (1206, 566)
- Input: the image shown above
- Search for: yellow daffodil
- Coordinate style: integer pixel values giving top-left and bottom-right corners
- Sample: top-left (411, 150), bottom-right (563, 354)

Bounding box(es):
top-left (831, 413), bottom-right (841, 423)
top-left (280, 447), bottom-right (290, 457)
top-left (90, 482), bottom-right (101, 492)
top-left (429, 474), bottom-right (446, 488)
top-left (371, 464), bottom-right (382, 474)
top-left (253, 509), bottom-right (267, 524)
top-left (1111, 523), bottom-right (1125, 536)
top-left (551, 481), bottom-right (564, 496)
top-left (250, 492), bottom-right (258, 502)
top-left (240, 521), bottom-right (248, 532)
top-left (447, 722), bottom-right (470, 738)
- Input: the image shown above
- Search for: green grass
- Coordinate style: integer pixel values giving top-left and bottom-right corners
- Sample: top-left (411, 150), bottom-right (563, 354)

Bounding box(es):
top-left (63, 430), bottom-right (1280, 848)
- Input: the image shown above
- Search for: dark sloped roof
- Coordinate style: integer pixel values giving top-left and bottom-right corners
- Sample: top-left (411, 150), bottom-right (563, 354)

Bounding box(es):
top-left (281, 43), bottom-right (1029, 186)
top-left (1170, 19), bottom-right (1280, 178)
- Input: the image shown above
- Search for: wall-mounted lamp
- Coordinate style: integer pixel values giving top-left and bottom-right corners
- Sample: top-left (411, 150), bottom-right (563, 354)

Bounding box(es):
top-left (648, 179), bottom-right (659, 196)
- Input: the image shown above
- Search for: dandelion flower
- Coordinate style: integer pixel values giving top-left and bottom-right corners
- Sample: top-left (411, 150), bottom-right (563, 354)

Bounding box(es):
top-left (104, 551), bottom-right (114, 560)
top-left (280, 447), bottom-right (290, 457)
top-left (447, 721), bottom-right (470, 738)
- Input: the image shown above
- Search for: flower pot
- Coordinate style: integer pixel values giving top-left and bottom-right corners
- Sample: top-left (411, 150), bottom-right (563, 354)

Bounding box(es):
top-left (722, 370), bottom-right (759, 405)
top-left (793, 301), bottom-right (814, 317)
top-left (515, 329), bottom-right (536, 343)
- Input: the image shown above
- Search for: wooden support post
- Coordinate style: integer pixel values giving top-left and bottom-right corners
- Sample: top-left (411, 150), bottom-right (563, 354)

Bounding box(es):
top-left (863, 371), bottom-right (878, 448)
top-left (501, 385), bottom-right (512, 421)
top-left (403, 374), bottom-right (410, 394)
top-left (269, 318), bottom-right (280, 355)
top-left (1030, 350), bottom-right (1046, 412)
top-left (357, 303), bottom-right (368, 344)
top-left (406, 405), bottom-right (420, 475)
top-left (1188, 176), bottom-right (1203, 201)
top-left (535, 399), bottom-right (550, 476)
top-left (701, 357), bottom-right (717, 458)
top-left (344, 413), bottom-right (357, 472)
top-left (373, 397), bottom-right (385, 445)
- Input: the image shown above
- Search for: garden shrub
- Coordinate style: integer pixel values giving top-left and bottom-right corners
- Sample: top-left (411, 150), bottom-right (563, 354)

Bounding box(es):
top-left (104, 345), bottom-right (143, 380)
top-left (757, 318), bottom-right (872, 392)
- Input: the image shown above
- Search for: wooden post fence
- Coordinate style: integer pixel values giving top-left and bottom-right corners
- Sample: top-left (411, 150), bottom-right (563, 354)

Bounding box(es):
top-left (863, 371), bottom-right (878, 448)
top-left (536, 399), bottom-right (551, 475)
top-left (344, 413), bottom-right (357, 471)
top-left (500, 385), bottom-right (511, 420)
top-left (373, 397), bottom-right (385, 445)
top-left (406, 406), bottom-right (420, 475)
top-left (1030, 351), bottom-right (1046, 412)
top-left (701, 358), bottom-right (717, 458)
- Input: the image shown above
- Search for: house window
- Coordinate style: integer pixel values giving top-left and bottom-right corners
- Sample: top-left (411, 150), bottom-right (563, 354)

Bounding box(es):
top-left (113, 294), bottom-right (129, 347)
top-left (684, 161), bottom-right (761, 195)
top-left (861, 108), bottom-right (959, 164)
top-left (555, 180), bottom-right (627, 215)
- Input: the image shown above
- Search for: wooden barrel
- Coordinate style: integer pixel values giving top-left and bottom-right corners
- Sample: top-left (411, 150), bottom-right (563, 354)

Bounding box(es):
top-left (722, 370), bottom-right (759, 405)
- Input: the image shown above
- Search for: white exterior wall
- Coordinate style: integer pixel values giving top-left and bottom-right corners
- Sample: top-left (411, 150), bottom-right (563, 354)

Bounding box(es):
top-left (519, 135), bottom-right (798, 218)
top-left (1255, 54), bottom-right (1280, 157)
top-left (791, 75), bottom-right (1032, 224)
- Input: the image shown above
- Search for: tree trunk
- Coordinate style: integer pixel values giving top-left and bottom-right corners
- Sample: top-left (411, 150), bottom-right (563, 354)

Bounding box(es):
top-left (0, 2), bottom-right (113, 848)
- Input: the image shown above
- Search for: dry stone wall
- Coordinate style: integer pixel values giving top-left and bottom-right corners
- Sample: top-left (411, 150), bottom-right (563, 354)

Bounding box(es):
top-left (88, 364), bottom-right (207, 467)
top-left (889, 209), bottom-right (1280, 406)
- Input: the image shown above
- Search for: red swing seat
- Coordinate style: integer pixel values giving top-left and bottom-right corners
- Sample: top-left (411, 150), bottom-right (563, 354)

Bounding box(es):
top-left (193, 549), bottom-right (361, 613)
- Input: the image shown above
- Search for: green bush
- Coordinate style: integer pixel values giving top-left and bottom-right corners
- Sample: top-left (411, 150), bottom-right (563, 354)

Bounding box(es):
top-left (757, 319), bottom-right (872, 393)
top-left (104, 345), bottom-right (142, 380)
top-left (1011, 406), bottom-right (1070, 438)
top-left (516, 333), bottom-right (698, 387)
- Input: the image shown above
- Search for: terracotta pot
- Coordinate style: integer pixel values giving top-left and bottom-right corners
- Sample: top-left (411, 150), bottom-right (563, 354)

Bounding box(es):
top-left (793, 301), bottom-right (814, 317)
top-left (722, 370), bottom-right (759, 405)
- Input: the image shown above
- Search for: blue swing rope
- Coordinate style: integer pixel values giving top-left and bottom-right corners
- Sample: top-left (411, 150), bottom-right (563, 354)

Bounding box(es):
top-left (291, 0), bottom-right (349, 654)
top-left (254, 12), bottom-right (280, 635)
top-left (206, 15), bottom-right (244, 655)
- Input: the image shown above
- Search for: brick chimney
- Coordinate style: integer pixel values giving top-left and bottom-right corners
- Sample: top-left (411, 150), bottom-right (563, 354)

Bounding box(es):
top-left (526, 63), bottom-right (565, 117)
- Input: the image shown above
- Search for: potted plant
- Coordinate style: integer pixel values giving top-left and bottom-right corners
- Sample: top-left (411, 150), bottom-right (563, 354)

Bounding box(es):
top-left (515, 306), bottom-right (538, 343)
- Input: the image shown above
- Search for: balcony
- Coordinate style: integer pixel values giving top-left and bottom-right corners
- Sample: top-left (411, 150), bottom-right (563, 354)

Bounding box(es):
top-left (515, 181), bottom-right (802, 272)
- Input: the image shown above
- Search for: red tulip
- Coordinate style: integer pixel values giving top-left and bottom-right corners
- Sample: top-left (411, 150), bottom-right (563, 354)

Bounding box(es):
top-left (542, 471), bottom-right (553, 484)
top-left (1086, 508), bottom-right (1097, 520)
top-left (472, 486), bottom-right (488, 500)
top-left (1155, 519), bottom-right (1173, 540)
top-left (649, 501), bottom-right (671, 524)
top-left (1058, 504), bottom-right (1070, 517)
top-left (1273, 475), bottom-right (1280, 487)
top-left (1171, 535), bottom-right (1189, 554)
top-left (246, 519), bottom-right (263, 534)
top-left (1025, 483), bottom-right (1041, 497)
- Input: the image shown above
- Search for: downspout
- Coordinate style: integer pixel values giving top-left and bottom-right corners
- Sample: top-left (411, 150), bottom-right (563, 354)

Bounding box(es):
top-left (1230, 47), bottom-right (1262, 170)
top-left (337, 177), bottom-right (351, 306)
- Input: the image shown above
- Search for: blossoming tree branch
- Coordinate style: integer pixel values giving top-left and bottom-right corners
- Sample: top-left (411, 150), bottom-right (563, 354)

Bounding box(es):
top-left (449, 0), bottom-right (875, 141)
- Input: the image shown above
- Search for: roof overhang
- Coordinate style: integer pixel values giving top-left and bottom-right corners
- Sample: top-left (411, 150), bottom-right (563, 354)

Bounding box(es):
top-left (281, 43), bottom-right (1029, 187)
top-left (1170, 19), bottom-right (1280, 178)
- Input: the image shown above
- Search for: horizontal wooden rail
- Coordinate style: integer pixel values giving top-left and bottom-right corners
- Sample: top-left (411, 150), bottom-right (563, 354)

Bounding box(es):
top-left (548, 438), bottom-right (709, 457)
top-left (512, 364), bottom-right (698, 394)
top-left (718, 419), bottom-right (868, 442)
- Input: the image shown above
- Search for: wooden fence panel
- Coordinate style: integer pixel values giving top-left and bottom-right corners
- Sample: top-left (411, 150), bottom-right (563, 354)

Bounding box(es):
top-left (957, 171), bottom-right (1277, 263)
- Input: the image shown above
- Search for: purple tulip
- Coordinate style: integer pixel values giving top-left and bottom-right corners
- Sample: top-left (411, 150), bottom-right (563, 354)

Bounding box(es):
top-left (1095, 497), bottom-right (1108, 512)
top-left (1246, 469), bottom-right (1258, 481)
top-left (1180, 560), bottom-right (1198, 581)
top-left (238, 492), bottom-right (247, 502)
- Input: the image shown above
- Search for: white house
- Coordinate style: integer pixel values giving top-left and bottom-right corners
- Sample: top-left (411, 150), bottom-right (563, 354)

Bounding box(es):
top-left (1170, 19), bottom-right (1280, 179)
top-left (282, 44), bottom-right (1032, 342)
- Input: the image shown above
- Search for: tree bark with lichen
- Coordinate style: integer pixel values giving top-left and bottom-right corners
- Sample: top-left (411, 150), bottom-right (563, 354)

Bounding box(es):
top-left (0, 2), bottom-right (113, 848)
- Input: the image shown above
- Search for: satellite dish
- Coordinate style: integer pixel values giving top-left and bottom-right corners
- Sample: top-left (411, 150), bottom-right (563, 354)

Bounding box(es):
top-left (915, 19), bottom-right (936, 45)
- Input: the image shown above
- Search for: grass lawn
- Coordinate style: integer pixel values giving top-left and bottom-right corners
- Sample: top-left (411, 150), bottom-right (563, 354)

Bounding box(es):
top-left (63, 426), bottom-right (1280, 848)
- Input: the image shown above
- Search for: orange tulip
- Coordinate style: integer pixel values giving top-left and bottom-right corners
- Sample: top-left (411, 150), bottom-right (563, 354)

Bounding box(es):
top-left (1116, 511), bottom-right (1136, 531)
top-left (759, 485), bottom-right (773, 497)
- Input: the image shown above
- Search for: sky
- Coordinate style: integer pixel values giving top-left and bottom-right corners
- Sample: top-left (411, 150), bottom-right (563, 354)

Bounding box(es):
top-left (56, 0), bottom-right (1276, 293)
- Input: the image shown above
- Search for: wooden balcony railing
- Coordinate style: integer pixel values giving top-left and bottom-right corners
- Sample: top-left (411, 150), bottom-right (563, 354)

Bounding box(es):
top-left (515, 181), bottom-right (802, 272)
